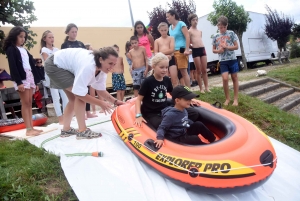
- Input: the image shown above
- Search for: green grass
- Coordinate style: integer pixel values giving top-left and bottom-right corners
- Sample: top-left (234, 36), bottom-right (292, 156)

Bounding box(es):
top-left (0, 139), bottom-right (78, 201)
top-left (268, 65), bottom-right (300, 87)
top-left (197, 88), bottom-right (300, 151)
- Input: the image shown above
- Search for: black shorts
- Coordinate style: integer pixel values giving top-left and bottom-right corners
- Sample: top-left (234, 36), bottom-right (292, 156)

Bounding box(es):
top-left (189, 62), bottom-right (195, 70)
top-left (169, 56), bottom-right (176, 67)
top-left (192, 47), bottom-right (207, 58)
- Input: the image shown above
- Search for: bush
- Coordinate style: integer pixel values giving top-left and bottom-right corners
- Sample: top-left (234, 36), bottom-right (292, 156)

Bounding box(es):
top-left (290, 41), bottom-right (300, 58)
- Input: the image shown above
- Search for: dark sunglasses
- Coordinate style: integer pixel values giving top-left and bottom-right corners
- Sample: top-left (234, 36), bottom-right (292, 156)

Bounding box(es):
top-left (36, 61), bottom-right (42, 64)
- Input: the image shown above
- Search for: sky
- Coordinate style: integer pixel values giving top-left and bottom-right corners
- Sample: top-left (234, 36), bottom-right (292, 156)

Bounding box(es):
top-left (27, 0), bottom-right (300, 27)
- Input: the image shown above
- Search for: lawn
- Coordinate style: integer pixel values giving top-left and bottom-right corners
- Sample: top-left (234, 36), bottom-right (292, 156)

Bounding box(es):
top-left (0, 58), bottom-right (299, 200)
top-left (0, 140), bottom-right (78, 200)
top-left (268, 64), bottom-right (300, 87)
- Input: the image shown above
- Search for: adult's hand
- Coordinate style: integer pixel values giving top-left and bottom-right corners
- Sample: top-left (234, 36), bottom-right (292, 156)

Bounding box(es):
top-left (184, 50), bottom-right (190, 56)
top-left (99, 100), bottom-right (114, 115)
top-left (115, 100), bottom-right (124, 106)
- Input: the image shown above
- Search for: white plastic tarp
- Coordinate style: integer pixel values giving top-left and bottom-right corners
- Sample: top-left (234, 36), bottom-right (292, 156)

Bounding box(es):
top-left (28, 115), bottom-right (300, 201)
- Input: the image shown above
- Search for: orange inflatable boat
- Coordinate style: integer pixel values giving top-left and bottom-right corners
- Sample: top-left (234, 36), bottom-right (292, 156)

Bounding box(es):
top-left (111, 98), bottom-right (277, 193)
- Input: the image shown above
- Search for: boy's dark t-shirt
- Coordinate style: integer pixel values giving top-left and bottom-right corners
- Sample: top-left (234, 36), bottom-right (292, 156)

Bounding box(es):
top-left (139, 75), bottom-right (173, 116)
top-left (61, 40), bottom-right (85, 49)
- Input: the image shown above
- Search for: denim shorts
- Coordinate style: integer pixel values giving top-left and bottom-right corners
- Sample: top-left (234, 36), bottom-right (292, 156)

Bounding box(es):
top-left (220, 60), bottom-right (239, 74)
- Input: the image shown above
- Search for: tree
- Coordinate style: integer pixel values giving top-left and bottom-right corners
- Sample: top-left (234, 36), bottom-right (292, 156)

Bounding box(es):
top-left (148, 5), bottom-right (167, 40)
top-left (292, 23), bottom-right (300, 38)
top-left (207, 0), bottom-right (251, 70)
top-left (148, 0), bottom-right (196, 40)
top-left (167, 0), bottom-right (196, 29)
top-left (264, 5), bottom-right (294, 52)
top-left (0, 0), bottom-right (37, 54)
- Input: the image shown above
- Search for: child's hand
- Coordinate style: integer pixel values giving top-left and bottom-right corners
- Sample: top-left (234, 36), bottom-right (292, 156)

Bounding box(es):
top-left (35, 85), bottom-right (39, 92)
top-left (191, 99), bottom-right (201, 106)
top-left (18, 84), bottom-right (25, 92)
top-left (134, 116), bottom-right (147, 127)
top-left (99, 100), bottom-right (114, 115)
top-left (167, 55), bottom-right (172, 60)
top-left (218, 47), bottom-right (224, 53)
top-left (143, 70), bottom-right (148, 77)
top-left (155, 140), bottom-right (164, 148)
top-left (220, 43), bottom-right (228, 49)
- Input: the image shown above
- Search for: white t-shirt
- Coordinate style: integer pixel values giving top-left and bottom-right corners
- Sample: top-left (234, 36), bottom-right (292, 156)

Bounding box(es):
top-left (53, 48), bottom-right (107, 96)
top-left (17, 46), bottom-right (31, 70)
top-left (41, 47), bottom-right (59, 86)
top-left (41, 47), bottom-right (59, 62)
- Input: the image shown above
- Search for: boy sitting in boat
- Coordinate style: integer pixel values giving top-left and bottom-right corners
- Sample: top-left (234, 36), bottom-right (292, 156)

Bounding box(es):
top-left (155, 85), bottom-right (216, 148)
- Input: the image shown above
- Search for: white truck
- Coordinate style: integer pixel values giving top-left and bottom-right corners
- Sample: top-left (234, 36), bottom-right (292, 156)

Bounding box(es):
top-left (197, 11), bottom-right (278, 74)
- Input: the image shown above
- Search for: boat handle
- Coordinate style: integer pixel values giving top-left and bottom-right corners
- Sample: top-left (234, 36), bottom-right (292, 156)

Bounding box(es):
top-left (212, 101), bottom-right (222, 109)
top-left (144, 139), bottom-right (161, 152)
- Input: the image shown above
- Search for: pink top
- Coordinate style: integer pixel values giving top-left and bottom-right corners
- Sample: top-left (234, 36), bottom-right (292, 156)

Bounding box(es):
top-left (138, 34), bottom-right (152, 58)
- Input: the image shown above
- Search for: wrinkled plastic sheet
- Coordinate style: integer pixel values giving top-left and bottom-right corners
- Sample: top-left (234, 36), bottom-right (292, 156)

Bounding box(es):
top-left (28, 115), bottom-right (300, 201)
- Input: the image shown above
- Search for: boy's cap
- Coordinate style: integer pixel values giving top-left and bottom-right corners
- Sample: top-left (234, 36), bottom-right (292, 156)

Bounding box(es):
top-left (172, 85), bottom-right (199, 100)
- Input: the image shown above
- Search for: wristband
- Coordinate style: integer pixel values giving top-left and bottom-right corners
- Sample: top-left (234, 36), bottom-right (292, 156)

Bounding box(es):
top-left (135, 113), bottom-right (142, 118)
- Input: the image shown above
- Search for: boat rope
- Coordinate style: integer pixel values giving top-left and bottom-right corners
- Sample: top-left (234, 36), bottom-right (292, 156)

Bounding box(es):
top-left (115, 107), bottom-right (278, 175)
top-left (40, 119), bottom-right (112, 148)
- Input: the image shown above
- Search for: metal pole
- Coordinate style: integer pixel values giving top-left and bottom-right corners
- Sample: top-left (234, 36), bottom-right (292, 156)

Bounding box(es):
top-left (128, 0), bottom-right (134, 27)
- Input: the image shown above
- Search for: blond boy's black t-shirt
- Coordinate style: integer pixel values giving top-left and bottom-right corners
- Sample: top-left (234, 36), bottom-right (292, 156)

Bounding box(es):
top-left (139, 75), bottom-right (173, 116)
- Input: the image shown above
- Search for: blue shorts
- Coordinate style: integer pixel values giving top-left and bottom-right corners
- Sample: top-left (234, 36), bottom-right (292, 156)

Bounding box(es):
top-left (112, 73), bottom-right (126, 91)
top-left (220, 60), bottom-right (239, 74)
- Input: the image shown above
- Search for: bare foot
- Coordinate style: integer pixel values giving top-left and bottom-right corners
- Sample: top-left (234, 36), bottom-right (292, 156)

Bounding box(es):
top-left (200, 89), bottom-right (205, 94)
top-left (26, 129), bottom-right (41, 136)
top-left (33, 128), bottom-right (43, 132)
top-left (224, 100), bottom-right (230, 106)
top-left (232, 101), bottom-right (238, 106)
top-left (205, 89), bottom-right (211, 93)
top-left (86, 112), bottom-right (98, 118)
top-left (99, 110), bottom-right (104, 113)
top-left (58, 116), bottom-right (64, 125)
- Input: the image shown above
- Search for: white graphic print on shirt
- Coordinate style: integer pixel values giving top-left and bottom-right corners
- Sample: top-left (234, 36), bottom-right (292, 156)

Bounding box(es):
top-left (151, 85), bottom-right (167, 103)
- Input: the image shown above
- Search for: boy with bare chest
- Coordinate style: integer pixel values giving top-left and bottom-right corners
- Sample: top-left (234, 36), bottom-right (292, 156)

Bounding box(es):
top-left (128, 36), bottom-right (148, 97)
top-left (154, 22), bottom-right (177, 86)
top-left (188, 14), bottom-right (210, 93)
top-left (111, 44), bottom-right (126, 101)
